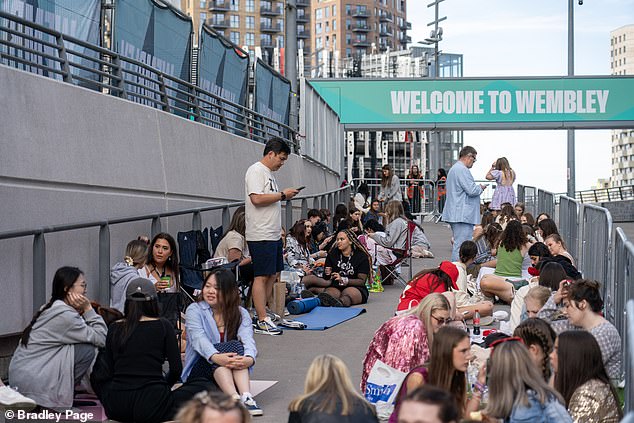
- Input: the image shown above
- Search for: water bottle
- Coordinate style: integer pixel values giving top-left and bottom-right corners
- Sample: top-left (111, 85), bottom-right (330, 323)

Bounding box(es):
top-left (472, 309), bottom-right (481, 336)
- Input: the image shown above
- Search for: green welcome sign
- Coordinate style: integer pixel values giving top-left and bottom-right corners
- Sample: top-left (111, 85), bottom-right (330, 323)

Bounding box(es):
top-left (308, 77), bottom-right (634, 129)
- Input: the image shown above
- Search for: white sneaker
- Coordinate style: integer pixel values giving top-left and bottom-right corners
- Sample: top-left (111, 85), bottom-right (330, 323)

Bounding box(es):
top-left (253, 316), bottom-right (283, 336)
top-left (0, 385), bottom-right (37, 409)
top-left (242, 395), bottom-right (263, 416)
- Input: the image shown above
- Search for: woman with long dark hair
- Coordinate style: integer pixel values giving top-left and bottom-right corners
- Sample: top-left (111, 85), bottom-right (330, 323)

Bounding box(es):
top-left (390, 326), bottom-right (485, 422)
top-left (181, 269), bottom-right (260, 415)
top-left (9, 267), bottom-right (107, 408)
top-left (552, 331), bottom-right (621, 422)
top-left (406, 165), bottom-right (424, 214)
top-left (99, 278), bottom-right (211, 423)
top-left (436, 168), bottom-right (447, 213)
top-left (139, 232), bottom-right (180, 292)
top-left (479, 220), bottom-right (531, 303)
top-left (285, 219), bottom-right (316, 275)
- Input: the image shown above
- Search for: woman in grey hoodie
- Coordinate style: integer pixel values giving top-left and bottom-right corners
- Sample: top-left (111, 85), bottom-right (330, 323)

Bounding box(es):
top-left (110, 240), bottom-right (148, 312)
top-left (9, 266), bottom-right (107, 408)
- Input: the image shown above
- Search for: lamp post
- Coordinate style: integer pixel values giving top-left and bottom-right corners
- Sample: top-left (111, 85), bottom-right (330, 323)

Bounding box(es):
top-left (566, 0), bottom-right (577, 197)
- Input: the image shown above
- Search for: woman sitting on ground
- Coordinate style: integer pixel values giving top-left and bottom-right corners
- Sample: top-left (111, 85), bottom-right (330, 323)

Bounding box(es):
top-left (495, 203), bottom-right (517, 229)
top-left (338, 207), bottom-right (364, 234)
top-left (390, 326), bottom-right (486, 422)
top-left (302, 230), bottom-right (371, 307)
top-left (484, 339), bottom-right (572, 422)
top-left (513, 318), bottom-right (557, 382)
top-left (472, 222), bottom-right (502, 272)
top-left (138, 232), bottom-right (180, 293)
top-left (288, 354), bottom-right (378, 423)
top-left (535, 218), bottom-right (559, 243)
top-left (360, 219), bottom-right (396, 266)
top-left (552, 331), bottom-right (622, 423)
top-left (537, 279), bottom-right (622, 384)
top-left (509, 260), bottom-right (566, 332)
top-left (285, 219), bottom-right (318, 276)
top-left (176, 391), bottom-right (251, 423)
top-left (181, 269), bottom-right (260, 415)
top-left (544, 234), bottom-right (575, 266)
top-left (353, 182), bottom-right (371, 215)
top-left (214, 209), bottom-right (252, 269)
top-left (110, 239), bottom-right (148, 312)
top-left (99, 278), bottom-right (212, 423)
top-left (514, 202), bottom-right (525, 219)
top-left (396, 261), bottom-right (460, 312)
top-left (451, 241), bottom-right (494, 319)
top-left (9, 267), bottom-right (107, 408)
top-left (479, 220), bottom-right (532, 303)
top-left (332, 203), bottom-right (348, 231)
top-left (361, 294), bottom-right (451, 394)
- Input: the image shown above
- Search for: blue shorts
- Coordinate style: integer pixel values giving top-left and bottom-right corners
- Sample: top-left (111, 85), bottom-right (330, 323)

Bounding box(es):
top-left (247, 239), bottom-right (284, 277)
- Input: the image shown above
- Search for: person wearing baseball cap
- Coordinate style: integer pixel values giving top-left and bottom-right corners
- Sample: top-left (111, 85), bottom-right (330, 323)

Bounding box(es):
top-left (99, 277), bottom-right (213, 422)
top-left (396, 261), bottom-right (460, 312)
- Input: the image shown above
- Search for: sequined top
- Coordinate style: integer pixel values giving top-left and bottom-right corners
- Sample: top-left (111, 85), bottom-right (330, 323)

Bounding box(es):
top-left (360, 315), bottom-right (430, 393)
top-left (568, 379), bottom-right (620, 423)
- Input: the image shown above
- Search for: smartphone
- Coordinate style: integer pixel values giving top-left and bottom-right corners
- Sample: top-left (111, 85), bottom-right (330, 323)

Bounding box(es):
top-left (296, 186), bottom-right (306, 191)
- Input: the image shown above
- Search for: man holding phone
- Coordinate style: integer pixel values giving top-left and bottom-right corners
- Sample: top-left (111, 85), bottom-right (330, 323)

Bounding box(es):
top-left (245, 137), bottom-right (300, 335)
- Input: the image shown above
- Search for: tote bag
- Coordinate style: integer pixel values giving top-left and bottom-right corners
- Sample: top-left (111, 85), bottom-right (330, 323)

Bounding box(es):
top-left (364, 360), bottom-right (408, 421)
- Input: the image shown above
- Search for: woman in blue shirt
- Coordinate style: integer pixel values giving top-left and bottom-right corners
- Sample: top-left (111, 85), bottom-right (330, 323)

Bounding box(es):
top-left (181, 269), bottom-right (260, 416)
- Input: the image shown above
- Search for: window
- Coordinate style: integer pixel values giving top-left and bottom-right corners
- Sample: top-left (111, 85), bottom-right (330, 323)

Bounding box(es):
top-left (200, 12), bottom-right (207, 24)
top-left (316, 22), bottom-right (322, 34)
top-left (333, 19), bottom-right (336, 30)
top-left (277, 36), bottom-right (284, 48)
top-left (230, 0), bottom-right (239, 11)
top-left (260, 34), bottom-right (272, 47)
top-left (246, 16), bottom-right (254, 29)
top-left (200, 0), bottom-right (206, 8)
top-left (316, 37), bottom-right (323, 49)
top-left (245, 32), bottom-right (254, 46)
top-left (325, 21), bottom-right (329, 32)
top-left (316, 8), bottom-right (322, 19)
top-left (325, 35), bottom-right (330, 48)
top-left (245, 0), bottom-right (254, 12)
top-left (230, 31), bottom-right (240, 44)
top-left (346, 48), bottom-right (351, 57)
top-left (346, 33), bottom-right (351, 45)
top-left (345, 4), bottom-right (351, 15)
top-left (230, 15), bottom-right (239, 27)
top-left (325, 7), bottom-right (329, 18)
top-left (346, 19), bottom-right (351, 30)
top-left (332, 5), bottom-right (336, 16)
top-left (278, 19), bottom-right (284, 31)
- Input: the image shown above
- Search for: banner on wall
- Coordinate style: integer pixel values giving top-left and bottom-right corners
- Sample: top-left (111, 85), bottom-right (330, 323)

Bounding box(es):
top-left (198, 24), bottom-right (249, 133)
top-left (113, 0), bottom-right (192, 112)
top-left (0, 0), bottom-right (101, 85)
top-left (254, 58), bottom-right (291, 134)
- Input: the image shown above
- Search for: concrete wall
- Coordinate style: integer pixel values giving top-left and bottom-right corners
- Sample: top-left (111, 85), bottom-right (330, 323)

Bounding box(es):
top-left (600, 200), bottom-right (634, 223)
top-left (0, 64), bottom-right (340, 335)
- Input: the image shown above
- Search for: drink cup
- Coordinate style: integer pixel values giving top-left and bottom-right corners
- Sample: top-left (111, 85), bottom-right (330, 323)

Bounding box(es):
top-left (160, 275), bottom-right (171, 289)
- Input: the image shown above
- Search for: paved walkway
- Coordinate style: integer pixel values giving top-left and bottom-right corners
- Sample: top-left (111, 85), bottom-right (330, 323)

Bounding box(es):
top-left (250, 222), bottom-right (454, 422)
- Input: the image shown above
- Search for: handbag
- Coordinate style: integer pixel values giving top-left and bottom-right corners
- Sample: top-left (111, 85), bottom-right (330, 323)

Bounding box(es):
top-left (364, 359), bottom-right (408, 420)
top-left (213, 339), bottom-right (244, 355)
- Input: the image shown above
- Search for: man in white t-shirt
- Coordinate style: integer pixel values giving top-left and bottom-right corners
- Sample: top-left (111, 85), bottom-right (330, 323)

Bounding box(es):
top-left (245, 138), bottom-right (299, 335)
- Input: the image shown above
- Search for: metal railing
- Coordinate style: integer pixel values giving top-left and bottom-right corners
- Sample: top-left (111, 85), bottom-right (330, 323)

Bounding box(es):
top-left (0, 11), bottom-right (298, 150)
top-left (518, 184), bottom-right (538, 216)
top-left (537, 189), bottom-right (556, 220)
top-left (575, 184), bottom-right (634, 204)
top-left (579, 203), bottom-right (613, 304)
top-left (350, 178), bottom-right (440, 215)
top-left (627, 300), bottom-right (634, 413)
top-left (558, 195), bottom-right (579, 259)
top-left (0, 185), bottom-right (350, 328)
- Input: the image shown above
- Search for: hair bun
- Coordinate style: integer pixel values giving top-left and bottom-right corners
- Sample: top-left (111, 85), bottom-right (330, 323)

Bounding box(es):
top-left (124, 256), bottom-right (134, 266)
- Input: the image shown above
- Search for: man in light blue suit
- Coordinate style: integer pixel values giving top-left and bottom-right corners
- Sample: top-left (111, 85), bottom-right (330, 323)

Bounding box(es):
top-left (442, 146), bottom-right (486, 261)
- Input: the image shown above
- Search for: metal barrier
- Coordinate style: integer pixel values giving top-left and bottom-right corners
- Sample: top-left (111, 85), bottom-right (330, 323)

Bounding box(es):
top-left (614, 230), bottom-right (634, 399)
top-left (537, 189), bottom-right (556, 220)
top-left (520, 185), bottom-right (538, 216)
top-left (579, 203), bottom-right (613, 312)
top-left (627, 300), bottom-right (634, 413)
top-left (577, 184), bottom-right (634, 204)
top-left (558, 195), bottom-right (579, 260)
top-left (350, 178), bottom-right (439, 215)
top-left (0, 185), bottom-right (349, 321)
top-left (0, 11), bottom-right (298, 150)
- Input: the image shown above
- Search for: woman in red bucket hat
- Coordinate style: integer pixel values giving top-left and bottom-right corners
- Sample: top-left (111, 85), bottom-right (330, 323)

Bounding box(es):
top-left (396, 261), bottom-right (459, 312)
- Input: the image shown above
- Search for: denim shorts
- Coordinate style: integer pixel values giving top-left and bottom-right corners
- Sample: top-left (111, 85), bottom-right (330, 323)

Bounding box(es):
top-left (247, 239), bottom-right (284, 277)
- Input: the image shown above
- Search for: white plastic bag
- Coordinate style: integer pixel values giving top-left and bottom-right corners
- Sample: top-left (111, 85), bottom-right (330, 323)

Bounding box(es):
top-left (364, 360), bottom-right (408, 421)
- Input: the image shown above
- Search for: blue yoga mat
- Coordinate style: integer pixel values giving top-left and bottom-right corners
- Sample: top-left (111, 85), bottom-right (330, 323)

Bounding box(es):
top-left (287, 306), bottom-right (366, 330)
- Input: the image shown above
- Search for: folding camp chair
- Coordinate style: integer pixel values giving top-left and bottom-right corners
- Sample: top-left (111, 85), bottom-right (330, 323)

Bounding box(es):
top-left (379, 220), bottom-right (416, 288)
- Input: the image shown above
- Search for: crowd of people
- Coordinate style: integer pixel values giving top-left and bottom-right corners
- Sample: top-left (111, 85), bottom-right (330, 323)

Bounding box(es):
top-left (0, 139), bottom-right (626, 423)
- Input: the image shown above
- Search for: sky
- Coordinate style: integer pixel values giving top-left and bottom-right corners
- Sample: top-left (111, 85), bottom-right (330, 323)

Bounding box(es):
top-left (408, 0), bottom-right (634, 193)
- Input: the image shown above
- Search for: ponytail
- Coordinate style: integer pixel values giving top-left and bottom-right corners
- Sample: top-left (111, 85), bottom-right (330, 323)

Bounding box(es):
top-left (20, 299), bottom-right (55, 347)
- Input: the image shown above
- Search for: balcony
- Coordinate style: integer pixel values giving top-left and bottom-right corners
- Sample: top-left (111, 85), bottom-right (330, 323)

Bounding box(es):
top-left (209, 18), bottom-right (230, 29)
top-left (399, 21), bottom-right (412, 30)
top-left (352, 9), bottom-right (370, 18)
top-left (297, 30), bottom-right (310, 39)
top-left (379, 28), bottom-right (393, 37)
top-left (260, 39), bottom-right (274, 48)
top-left (208, 0), bottom-right (230, 11)
top-left (352, 23), bottom-right (370, 32)
top-left (260, 22), bottom-right (282, 33)
top-left (352, 38), bottom-right (370, 47)
top-left (260, 5), bottom-right (283, 16)
top-left (399, 35), bottom-right (412, 44)
top-left (379, 12), bottom-right (393, 22)
top-left (296, 0), bottom-right (310, 6)
top-left (296, 13), bottom-right (309, 23)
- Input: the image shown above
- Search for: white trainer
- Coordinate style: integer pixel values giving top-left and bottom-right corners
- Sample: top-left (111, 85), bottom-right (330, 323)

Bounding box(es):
top-left (0, 385), bottom-right (37, 409)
